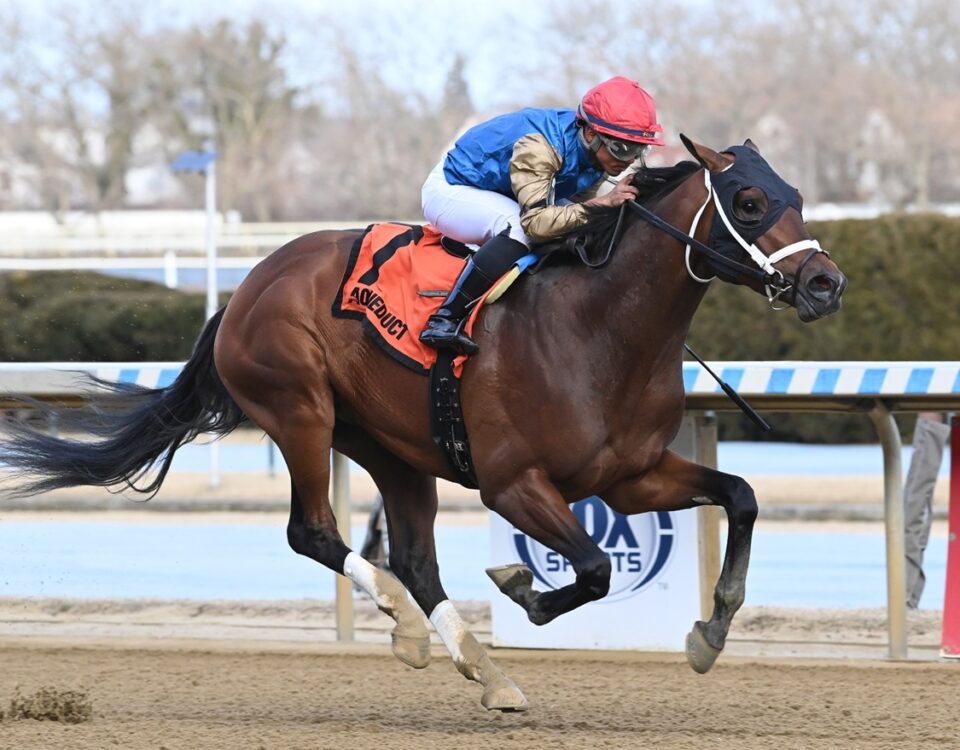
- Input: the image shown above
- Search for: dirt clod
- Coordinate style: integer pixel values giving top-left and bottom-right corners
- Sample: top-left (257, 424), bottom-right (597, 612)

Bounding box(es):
top-left (8, 686), bottom-right (93, 724)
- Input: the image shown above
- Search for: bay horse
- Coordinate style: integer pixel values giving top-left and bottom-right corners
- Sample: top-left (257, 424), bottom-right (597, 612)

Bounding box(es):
top-left (0, 137), bottom-right (846, 712)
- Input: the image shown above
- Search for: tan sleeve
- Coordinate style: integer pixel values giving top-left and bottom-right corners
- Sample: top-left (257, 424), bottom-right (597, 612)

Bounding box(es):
top-left (569, 174), bottom-right (606, 202)
top-left (509, 134), bottom-right (592, 242)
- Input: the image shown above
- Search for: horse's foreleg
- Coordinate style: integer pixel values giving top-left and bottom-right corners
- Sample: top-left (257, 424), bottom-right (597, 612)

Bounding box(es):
top-left (602, 450), bottom-right (758, 674)
top-left (483, 468), bottom-right (612, 625)
top-left (336, 424), bottom-right (527, 711)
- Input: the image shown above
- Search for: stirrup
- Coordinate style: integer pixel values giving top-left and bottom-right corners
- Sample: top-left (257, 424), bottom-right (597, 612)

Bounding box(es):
top-left (420, 318), bottom-right (478, 355)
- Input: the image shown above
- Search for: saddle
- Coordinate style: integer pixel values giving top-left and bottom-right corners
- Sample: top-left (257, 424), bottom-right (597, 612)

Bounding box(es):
top-left (333, 222), bottom-right (530, 376)
top-left (333, 223), bottom-right (545, 488)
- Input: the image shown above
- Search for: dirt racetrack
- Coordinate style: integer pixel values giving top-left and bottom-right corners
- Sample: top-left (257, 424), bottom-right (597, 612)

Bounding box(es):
top-left (2, 637), bottom-right (959, 750)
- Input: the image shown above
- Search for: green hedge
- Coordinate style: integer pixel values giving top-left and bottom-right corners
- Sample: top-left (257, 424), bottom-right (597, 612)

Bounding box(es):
top-left (687, 214), bottom-right (960, 442)
top-left (0, 271), bottom-right (213, 361)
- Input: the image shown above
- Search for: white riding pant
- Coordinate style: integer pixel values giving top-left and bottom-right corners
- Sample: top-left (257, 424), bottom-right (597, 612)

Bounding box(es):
top-left (421, 161), bottom-right (530, 247)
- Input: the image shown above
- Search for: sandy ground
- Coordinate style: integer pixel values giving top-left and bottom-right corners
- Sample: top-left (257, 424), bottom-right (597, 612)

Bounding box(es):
top-left (0, 550), bottom-right (956, 749)
top-left (1, 627), bottom-right (959, 750)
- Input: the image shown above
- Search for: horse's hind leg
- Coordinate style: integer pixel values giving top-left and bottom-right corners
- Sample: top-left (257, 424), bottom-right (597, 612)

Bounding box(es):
top-left (284, 434), bottom-right (432, 668)
top-left (335, 423), bottom-right (527, 712)
top-left (219, 354), bottom-right (430, 669)
top-left (285, 473), bottom-right (431, 670)
top-left (602, 449), bottom-right (758, 674)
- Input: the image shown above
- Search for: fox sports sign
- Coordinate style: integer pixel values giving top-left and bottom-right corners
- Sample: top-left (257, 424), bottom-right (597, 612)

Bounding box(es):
top-left (511, 496), bottom-right (676, 602)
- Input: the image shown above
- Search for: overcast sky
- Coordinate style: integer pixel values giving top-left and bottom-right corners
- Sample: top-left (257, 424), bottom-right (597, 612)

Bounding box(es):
top-left (3, 0), bottom-right (552, 109)
top-left (2, 0), bottom-right (725, 112)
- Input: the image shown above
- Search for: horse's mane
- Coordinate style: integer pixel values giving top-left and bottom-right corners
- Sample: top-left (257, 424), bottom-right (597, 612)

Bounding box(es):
top-left (533, 160), bottom-right (701, 261)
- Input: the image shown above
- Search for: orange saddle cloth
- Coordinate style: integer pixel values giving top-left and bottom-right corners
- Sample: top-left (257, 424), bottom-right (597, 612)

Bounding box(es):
top-left (332, 223), bottom-right (483, 375)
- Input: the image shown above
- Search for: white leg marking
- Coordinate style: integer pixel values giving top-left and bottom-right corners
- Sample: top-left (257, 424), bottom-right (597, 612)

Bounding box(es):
top-left (429, 599), bottom-right (469, 666)
top-left (343, 551), bottom-right (380, 596)
top-left (343, 551), bottom-right (408, 611)
top-left (430, 598), bottom-right (528, 710)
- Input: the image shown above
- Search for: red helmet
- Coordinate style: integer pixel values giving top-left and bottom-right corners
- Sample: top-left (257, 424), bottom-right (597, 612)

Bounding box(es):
top-left (578, 76), bottom-right (665, 146)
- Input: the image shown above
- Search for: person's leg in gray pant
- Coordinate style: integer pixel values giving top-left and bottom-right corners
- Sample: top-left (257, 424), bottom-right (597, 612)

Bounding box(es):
top-left (903, 412), bottom-right (951, 608)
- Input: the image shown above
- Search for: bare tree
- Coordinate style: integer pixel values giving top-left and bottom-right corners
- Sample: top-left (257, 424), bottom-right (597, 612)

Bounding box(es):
top-left (150, 19), bottom-right (304, 221)
top-left (855, 0), bottom-right (960, 205)
top-left (521, 0), bottom-right (676, 107)
top-left (291, 20), bottom-right (469, 221)
top-left (0, 3), bottom-right (164, 216)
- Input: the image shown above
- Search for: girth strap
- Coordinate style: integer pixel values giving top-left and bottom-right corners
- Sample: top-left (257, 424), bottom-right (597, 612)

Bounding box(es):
top-left (428, 351), bottom-right (479, 489)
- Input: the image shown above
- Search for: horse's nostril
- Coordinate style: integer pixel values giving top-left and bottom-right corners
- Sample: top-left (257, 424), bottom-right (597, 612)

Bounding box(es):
top-left (808, 275), bottom-right (835, 295)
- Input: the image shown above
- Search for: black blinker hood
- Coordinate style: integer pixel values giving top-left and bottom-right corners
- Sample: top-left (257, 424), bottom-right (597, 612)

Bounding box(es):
top-left (708, 146), bottom-right (802, 263)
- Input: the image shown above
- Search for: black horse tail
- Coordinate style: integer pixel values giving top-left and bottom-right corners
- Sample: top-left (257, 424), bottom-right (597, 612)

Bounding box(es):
top-left (0, 308), bottom-right (248, 498)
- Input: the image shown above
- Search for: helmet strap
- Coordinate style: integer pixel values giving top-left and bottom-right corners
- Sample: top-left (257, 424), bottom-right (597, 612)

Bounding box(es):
top-left (577, 123), bottom-right (602, 156)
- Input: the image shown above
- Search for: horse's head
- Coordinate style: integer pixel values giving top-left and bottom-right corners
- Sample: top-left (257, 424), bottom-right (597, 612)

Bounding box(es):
top-left (680, 134), bottom-right (847, 322)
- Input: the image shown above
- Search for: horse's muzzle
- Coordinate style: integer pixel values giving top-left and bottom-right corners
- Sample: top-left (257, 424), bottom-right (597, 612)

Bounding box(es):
top-left (795, 268), bottom-right (847, 322)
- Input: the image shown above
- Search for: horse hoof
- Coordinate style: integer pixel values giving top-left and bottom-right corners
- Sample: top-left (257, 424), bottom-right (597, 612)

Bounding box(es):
top-left (391, 632), bottom-right (432, 669)
top-left (685, 622), bottom-right (722, 674)
top-left (486, 564), bottom-right (533, 595)
top-left (481, 679), bottom-right (529, 713)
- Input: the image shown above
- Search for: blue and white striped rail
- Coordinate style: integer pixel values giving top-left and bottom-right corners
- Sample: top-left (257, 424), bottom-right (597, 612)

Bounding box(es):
top-left (0, 362), bottom-right (184, 398)
top-left (84, 363), bottom-right (183, 390)
top-left (0, 361), bottom-right (959, 412)
top-left (680, 361), bottom-right (960, 413)
top-left (683, 361), bottom-right (960, 397)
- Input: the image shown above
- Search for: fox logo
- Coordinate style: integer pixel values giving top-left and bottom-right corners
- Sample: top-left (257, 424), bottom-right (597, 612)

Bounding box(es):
top-left (511, 496), bottom-right (676, 603)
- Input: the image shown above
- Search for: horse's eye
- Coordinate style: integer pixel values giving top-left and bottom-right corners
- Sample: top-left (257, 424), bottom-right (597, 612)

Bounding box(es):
top-left (734, 192), bottom-right (766, 224)
top-left (738, 201), bottom-right (762, 222)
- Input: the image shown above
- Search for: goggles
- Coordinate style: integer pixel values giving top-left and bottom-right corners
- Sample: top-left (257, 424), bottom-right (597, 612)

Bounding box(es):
top-left (598, 134), bottom-right (649, 162)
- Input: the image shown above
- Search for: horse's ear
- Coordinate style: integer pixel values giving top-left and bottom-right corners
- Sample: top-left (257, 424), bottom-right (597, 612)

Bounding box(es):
top-left (680, 133), bottom-right (733, 171)
top-left (679, 133), bottom-right (707, 167)
top-left (743, 138), bottom-right (760, 153)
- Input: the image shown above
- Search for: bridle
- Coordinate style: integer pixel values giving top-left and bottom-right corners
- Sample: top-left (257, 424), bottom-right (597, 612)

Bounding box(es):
top-left (680, 169), bottom-right (827, 309)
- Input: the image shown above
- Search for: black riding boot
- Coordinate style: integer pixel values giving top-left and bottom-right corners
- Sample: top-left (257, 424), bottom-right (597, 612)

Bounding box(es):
top-left (420, 233), bottom-right (528, 354)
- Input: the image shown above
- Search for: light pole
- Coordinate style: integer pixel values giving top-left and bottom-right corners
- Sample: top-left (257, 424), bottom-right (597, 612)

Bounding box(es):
top-left (172, 149), bottom-right (220, 487)
top-left (171, 149), bottom-right (219, 320)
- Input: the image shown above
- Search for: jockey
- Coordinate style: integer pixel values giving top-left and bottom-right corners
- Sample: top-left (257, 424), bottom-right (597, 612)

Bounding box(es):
top-left (420, 76), bottom-right (666, 354)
